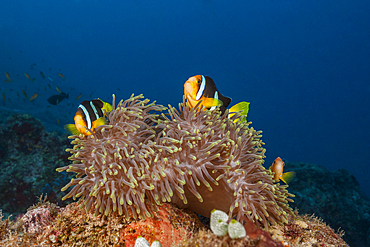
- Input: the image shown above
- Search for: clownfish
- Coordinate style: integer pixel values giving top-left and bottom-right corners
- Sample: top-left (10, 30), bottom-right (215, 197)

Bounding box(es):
top-left (184, 75), bottom-right (231, 112)
top-left (269, 157), bottom-right (295, 184)
top-left (64, 99), bottom-right (113, 136)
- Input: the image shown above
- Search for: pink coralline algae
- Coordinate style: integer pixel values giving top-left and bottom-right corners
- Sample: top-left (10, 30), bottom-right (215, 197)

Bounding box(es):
top-left (22, 206), bottom-right (59, 234)
top-left (120, 203), bottom-right (200, 247)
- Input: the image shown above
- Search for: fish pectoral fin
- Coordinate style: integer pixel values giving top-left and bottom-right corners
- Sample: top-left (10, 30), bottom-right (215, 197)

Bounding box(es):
top-left (203, 97), bottom-right (223, 108)
top-left (64, 124), bottom-right (81, 136)
top-left (281, 171), bottom-right (296, 184)
top-left (93, 117), bottom-right (107, 130)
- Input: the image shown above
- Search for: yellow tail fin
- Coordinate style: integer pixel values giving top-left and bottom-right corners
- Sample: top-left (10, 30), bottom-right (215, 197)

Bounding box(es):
top-left (229, 101), bottom-right (250, 123)
top-left (280, 171), bottom-right (296, 184)
top-left (64, 124), bottom-right (81, 136)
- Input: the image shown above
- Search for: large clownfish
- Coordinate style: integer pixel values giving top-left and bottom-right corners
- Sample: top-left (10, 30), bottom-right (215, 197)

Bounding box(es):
top-left (269, 157), bottom-right (296, 184)
top-left (64, 99), bottom-right (112, 136)
top-left (184, 75), bottom-right (231, 112)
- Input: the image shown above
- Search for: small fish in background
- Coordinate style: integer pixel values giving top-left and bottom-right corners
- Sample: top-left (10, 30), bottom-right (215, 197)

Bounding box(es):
top-left (56, 86), bottom-right (63, 93)
top-left (75, 94), bottom-right (82, 100)
top-left (21, 89), bottom-right (29, 99)
top-left (25, 73), bottom-right (31, 81)
top-left (29, 93), bottom-right (39, 101)
top-left (43, 85), bottom-right (47, 92)
top-left (47, 92), bottom-right (69, 105)
top-left (57, 118), bottom-right (60, 125)
top-left (269, 157), bottom-right (295, 184)
top-left (47, 76), bottom-right (53, 82)
top-left (65, 99), bottom-right (113, 136)
top-left (40, 71), bottom-right (45, 79)
top-left (58, 73), bottom-right (65, 79)
top-left (184, 75), bottom-right (231, 112)
top-left (2, 93), bottom-right (6, 101)
top-left (5, 72), bottom-right (12, 82)
top-left (228, 102), bottom-right (250, 123)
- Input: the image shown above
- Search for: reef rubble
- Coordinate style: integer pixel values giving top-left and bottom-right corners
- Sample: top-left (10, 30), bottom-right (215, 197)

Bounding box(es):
top-left (0, 199), bottom-right (348, 247)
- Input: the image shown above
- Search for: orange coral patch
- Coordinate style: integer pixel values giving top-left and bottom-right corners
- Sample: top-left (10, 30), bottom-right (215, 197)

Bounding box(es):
top-left (120, 204), bottom-right (194, 247)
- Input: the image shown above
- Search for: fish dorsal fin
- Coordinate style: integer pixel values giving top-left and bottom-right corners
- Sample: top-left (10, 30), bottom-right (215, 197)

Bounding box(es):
top-left (218, 93), bottom-right (231, 108)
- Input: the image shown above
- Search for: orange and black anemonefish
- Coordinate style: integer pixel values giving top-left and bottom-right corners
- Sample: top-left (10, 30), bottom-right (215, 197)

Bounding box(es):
top-left (64, 99), bottom-right (113, 136)
top-left (184, 75), bottom-right (231, 112)
top-left (269, 157), bottom-right (295, 184)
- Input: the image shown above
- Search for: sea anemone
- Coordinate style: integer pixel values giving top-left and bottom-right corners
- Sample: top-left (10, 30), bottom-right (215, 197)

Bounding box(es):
top-left (154, 100), bottom-right (294, 228)
top-left (57, 94), bottom-right (294, 229)
top-left (57, 94), bottom-right (168, 220)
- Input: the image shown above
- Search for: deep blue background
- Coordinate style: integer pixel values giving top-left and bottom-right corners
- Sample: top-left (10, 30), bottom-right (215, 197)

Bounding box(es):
top-left (1, 0), bottom-right (369, 196)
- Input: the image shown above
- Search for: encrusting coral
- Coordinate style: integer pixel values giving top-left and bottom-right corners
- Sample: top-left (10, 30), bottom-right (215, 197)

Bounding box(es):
top-left (57, 94), bottom-right (294, 229)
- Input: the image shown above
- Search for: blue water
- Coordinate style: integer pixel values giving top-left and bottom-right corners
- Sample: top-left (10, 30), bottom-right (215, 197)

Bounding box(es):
top-left (1, 0), bottom-right (369, 196)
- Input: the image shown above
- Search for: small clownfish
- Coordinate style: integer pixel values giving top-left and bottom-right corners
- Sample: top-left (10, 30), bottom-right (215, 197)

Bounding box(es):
top-left (270, 157), bottom-right (295, 184)
top-left (64, 99), bottom-right (113, 136)
top-left (184, 75), bottom-right (231, 112)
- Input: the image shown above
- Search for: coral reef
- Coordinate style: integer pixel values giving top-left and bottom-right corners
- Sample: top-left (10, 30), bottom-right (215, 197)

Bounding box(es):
top-left (0, 201), bottom-right (203, 246)
top-left (0, 113), bottom-right (72, 218)
top-left (0, 200), bottom-right (348, 247)
top-left (286, 161), bottom-right (370, 247)
top-left (57, 94), bottom-right (294, 229)
top-left (178, 212), bottom-right (349, 247)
